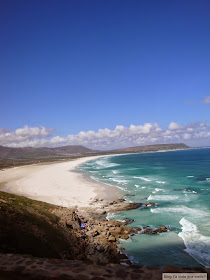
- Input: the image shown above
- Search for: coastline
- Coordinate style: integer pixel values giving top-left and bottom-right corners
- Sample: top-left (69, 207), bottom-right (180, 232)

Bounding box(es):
top-left (0, 148), bottom-right (194, 209)
top-left (0, 155), bottom-right (122, 209)
top-left (0, 150), bottom-right (209, 273)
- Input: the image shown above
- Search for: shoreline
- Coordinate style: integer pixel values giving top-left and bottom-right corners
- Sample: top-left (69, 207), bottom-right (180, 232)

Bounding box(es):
top-left (0, 154), bottom-right (123, 209)
top-left (0, 147), bottom-right (193, 171)
top-left (0, 150), bottom-right (209, 271)
top-left (0, 148), bottom-right (198, 212)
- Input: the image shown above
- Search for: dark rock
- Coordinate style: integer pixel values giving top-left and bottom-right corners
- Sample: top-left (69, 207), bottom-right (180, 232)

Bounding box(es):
top-left (112, 201), bottom-right (118, 204)
top-left (145, 202), bottom-right (157, 207)
top-left (66, 219), bottom-right (81, 230)
top-left (122, 203), bottom-right (143, 210)
top-left (118, 247), bottom-right (125, 251)
top-left (109, 227), bottom-right (122, 237)
top-left (96, 245), bottom-right (104, 252)
top-left (156, 225), bottom-right (168, 233)
top-left (124, 219), bottom-right (135, 225)
top-left (159, 225), bottom-right (167, 230)
top-left (117, 198), bottom-right (126, 202)
top-left (142, 225), bottom-right (168, 234)
top-left (111, 202), bottom-right (143, 212)
top-left (108, 236), bottom-right (116, 242)
top-left (134, 227), bottom-right (142, 233)
top-left (92, 230), bottom-right (100, 237)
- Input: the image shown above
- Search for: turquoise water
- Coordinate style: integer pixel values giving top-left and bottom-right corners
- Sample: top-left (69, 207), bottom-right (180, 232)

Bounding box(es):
top-left (78, 149), bottom-right (210, 267)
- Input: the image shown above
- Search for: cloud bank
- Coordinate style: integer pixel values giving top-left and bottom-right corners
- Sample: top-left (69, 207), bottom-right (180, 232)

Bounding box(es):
top-left (0, 121), bottom-right (210, 149)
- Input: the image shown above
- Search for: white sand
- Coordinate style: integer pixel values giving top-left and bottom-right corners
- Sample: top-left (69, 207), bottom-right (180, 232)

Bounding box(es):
top-left (0, 156), bottom-right (120, 208)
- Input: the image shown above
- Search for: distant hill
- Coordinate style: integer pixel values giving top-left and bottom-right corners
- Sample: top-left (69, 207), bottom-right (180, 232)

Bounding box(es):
top-left (49, 145), bottom-right (93, 155)
top-left (0, 143), bottom-right (189, 163)
top-left (0, 145), bottom-right (95, 161)
top-left (107, 143), bottom-right (189, 154)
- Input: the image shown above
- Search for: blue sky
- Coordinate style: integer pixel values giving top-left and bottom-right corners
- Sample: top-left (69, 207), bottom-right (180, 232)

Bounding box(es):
top-left (0, 0), bottom-right (210, 148)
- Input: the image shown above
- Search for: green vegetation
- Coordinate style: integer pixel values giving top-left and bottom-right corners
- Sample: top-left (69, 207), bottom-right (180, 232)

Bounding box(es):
top-left (0, 191), bottom-right (81, 259)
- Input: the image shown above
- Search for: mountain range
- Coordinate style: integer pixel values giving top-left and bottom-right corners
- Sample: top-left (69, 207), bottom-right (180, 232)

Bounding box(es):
top-left (0, 143), bottom-right (189, 161)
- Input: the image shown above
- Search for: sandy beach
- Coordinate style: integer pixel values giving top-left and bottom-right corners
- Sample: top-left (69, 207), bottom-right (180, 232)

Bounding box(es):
top-left (0, 155), bottom-right (121, 208)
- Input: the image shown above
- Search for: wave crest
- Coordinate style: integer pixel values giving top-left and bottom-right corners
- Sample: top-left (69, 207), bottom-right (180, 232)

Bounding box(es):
top-left (178, 218), bottom-right (210, 267)
top-left (147, 195), bottom-right (179, 201)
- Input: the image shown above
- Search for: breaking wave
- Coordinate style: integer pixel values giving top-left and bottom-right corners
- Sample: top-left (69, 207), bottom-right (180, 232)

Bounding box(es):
top-left (95, 158), bottom-right (120, 169)
top-left (134, 176), bottom-right (151, 182)
top-left (109, 177), bottom-right (128, 184)
top-left (152, 188), bottom-right (165, 193)
top-left (178, 218), bottom-right (210, 267)
top-left (150, 206), bottom-right (208, 217)
top-left (147, 195), bottom-right (179, 201)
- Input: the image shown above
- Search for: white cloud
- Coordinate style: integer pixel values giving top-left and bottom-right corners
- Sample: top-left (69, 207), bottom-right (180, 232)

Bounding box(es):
top-left (0, 121), bottom-right (210, 149)
top-left (201, 96), bottom-right (210, 104)
top-left (0, 125), bottom-right (54, 146)
top-left (168, 122), bottom-right (184, 131)
top-left (15, 125), bottom-right (53, 138)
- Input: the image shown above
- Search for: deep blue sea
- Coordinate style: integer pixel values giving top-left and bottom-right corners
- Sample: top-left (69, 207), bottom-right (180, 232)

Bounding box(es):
top-left (78, 149), bottom-right (210, 268)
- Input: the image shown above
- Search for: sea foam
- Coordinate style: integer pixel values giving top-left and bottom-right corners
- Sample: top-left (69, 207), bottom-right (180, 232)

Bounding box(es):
top-left (150, 206), bottom-right (208, 217)
top-left (178, 218), bottom-right (210, 267)
top-left (183, 190), bottom-right (198, 194)
top-left (147, 195), bottom-right (179, 201)
top-left (134, 176), bottom-right (151, 182)
top-left (95, 158), bottom-right (120, 169)
top-left (109, 178), bottom-right (128, 184)
top-left (152, 188), bottom-right (164, 193)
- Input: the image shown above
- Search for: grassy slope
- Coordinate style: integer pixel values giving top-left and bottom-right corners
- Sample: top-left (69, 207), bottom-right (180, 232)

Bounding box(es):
top-left (0, 191), bottom-right (84, 259)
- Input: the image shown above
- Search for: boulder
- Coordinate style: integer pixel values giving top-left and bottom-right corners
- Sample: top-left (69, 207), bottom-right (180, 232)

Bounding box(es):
top-left (66, 219), bottom-right (80, 230)
top-left (108, 227), bottom-right (122, 237)
top-left (92, 230), bottom-right (100, 237)
top-left (96, 245), bottom-right (104, 252)
top-left (108, 236), bottom-right (116, 242)
top-left (113, 202), bottom-right (143, 212)
top-left (156, 226), bottom-right (168, 233)
top-left (124, 219), bottom-right (135, 225)
top-left (145, 202), bottom-right (157, 206)
top-left (117, 198), bottom-right (126, 202)
top-left (142, 225), bottom-right (168, 234)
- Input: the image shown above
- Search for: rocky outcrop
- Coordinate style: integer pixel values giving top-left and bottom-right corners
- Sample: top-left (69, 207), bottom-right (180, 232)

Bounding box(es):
top-left (52, 199), bottom-right (170, 264)
top-left (142, 225), bottom-right (169, 234)
top-left (90, 199), bottom-right (158, 214)
top-left (52, 204), bottom-right (146, 265)
top-left (0, 190), bottom-right (169, 267)
top-left (124, 219), bottom-right (135, 225)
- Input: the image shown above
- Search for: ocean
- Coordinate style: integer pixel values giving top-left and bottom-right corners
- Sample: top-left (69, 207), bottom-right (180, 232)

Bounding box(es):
top-left (78, 149), bottom-right (210, 268)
